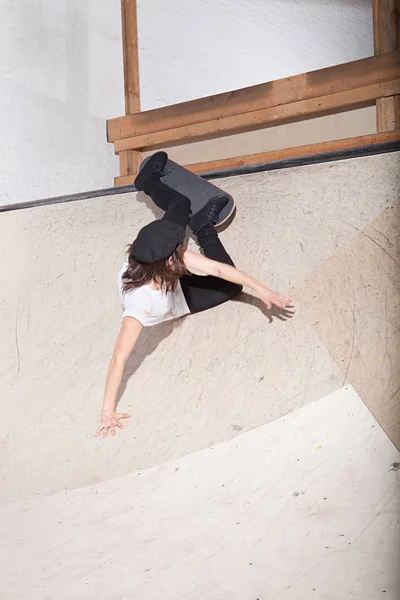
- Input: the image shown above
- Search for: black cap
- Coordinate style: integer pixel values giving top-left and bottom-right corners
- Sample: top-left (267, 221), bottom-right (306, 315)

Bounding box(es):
top-left (131, 220), bottom-right (185, 263)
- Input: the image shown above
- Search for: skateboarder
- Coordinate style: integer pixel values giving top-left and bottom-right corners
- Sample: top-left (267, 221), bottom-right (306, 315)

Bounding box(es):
top-left (96, 152), bottom-right (292, 438)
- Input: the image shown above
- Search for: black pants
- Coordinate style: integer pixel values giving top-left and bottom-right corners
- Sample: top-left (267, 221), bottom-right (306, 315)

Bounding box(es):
top-left (144, 178), bottom-right (242, 313)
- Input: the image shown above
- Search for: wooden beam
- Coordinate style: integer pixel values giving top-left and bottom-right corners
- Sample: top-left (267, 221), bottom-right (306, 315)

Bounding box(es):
top-left (118, 150), bottom-right (141, 177)
top-left (117, 0), bottom-right (141, 182)
top-left (114, 79), bottom-right (400, 152)
top-left (121, 0), bottom-right (140, 114)
top-left (186, 131), bottom-right (400, 174)
top-left (113, 131), bottom-right (400, 186)
top-left (377, 95), bottom-right (400, 129)
top-left (108, 52), bottom-right (400, 142)
top-left (114, 174), bottom-right (136, 187)
top-left (373, 0), bottom-right (400, 130)
top-left (373, 0), bottom-right (390, 54)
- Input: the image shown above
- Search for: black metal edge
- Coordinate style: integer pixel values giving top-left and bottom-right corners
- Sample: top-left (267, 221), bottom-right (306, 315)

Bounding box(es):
top-left (1, 140), bottom-right (399, 213)
top-left (0, 184), bottom-right (135, 213)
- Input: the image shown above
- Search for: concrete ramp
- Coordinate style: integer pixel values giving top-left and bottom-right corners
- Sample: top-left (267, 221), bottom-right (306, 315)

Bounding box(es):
top-left (0, 152), bottom-right (399, 598)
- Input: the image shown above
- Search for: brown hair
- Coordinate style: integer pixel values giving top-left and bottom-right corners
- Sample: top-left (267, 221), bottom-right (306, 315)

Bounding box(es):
top-left (122, 243), bottom-right (190, 294)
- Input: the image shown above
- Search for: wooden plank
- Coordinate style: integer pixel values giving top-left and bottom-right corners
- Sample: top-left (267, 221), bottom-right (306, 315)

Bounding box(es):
top-left (119, 150), bottom-right (130, 176)
top-left (396, 0), bottom-right (400, 48)
top-left (373, 0), bottom-right (390, 54)
top-left (113, 131), bottom-right (400, 186)
top-left (186, 131), bottom-right (400, 174)
top-left (121, 0), bottom-right (140, 114)
top-left (374, 1), bottom-right (400, 130)
top-left (373, 0), bottom-right (400, 52)
top-left (114, 79), bottom-right (400, 152)
top-left (391, 0), bottom-right (400, 49)
top-left (377, 95), bottom-right (400, 129)
top-left (118, 1), bottom-right (141, 180)
top-left (115, 174), bottom-right (135, 187)
top-left (119, 150), bottom-right (141, 177)
top-left (107, 52), bottom-right (400, 142)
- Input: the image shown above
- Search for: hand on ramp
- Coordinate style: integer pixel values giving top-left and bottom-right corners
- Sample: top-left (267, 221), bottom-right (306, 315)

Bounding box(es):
top-left (95, 410), bottom-right (131, 438)
top-left (257, 286), bottom-right (293, 311)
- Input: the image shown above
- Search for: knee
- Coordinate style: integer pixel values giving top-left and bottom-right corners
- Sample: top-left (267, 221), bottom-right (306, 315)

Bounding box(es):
top-left (228, 283), bottom-right (243, 299)
top-left (178, 197), bottom-right (191, 211)
top-left (236, 284), bottom-right (243, 296)
top-left (168, 196), bottom-right (191, 211)
top-left (221, 283), bottom-right (242, 306)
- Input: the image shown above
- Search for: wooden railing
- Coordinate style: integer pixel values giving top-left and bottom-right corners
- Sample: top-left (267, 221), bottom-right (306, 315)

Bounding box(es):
top-left (110, 0), bottom-right (400, 186)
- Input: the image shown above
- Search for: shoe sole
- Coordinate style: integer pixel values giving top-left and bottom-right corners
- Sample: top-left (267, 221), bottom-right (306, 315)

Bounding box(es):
top-left (191, 193), bottom-right (236, 228)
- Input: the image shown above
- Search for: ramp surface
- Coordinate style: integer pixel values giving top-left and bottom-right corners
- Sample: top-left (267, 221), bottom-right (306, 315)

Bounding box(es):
top-left (0, 153), bottom-right (399, 599)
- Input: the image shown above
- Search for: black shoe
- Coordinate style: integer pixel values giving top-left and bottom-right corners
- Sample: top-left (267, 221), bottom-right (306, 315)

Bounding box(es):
top-left (134, 152), bottom-right (168, 191)
top-left (189, 196), bottom-right (229, 234)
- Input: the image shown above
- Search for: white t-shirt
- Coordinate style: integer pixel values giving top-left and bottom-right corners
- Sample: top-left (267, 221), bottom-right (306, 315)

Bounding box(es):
top-left (118, 261), bottom-right (190, 327)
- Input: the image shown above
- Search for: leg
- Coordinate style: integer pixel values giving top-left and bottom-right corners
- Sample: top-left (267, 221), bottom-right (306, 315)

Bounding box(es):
top-left (180, 224), bottom-right (242, 314)
top-left (135, 151), bottom-right (191, 229)
top-left (144, 178), bottom-right (191, 230)
top-left (196, 223), bottom-right (235, 266)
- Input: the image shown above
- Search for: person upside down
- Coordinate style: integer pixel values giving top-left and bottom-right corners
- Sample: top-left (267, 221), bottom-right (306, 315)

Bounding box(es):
top-left (96, 152), bottom-right (292, 438)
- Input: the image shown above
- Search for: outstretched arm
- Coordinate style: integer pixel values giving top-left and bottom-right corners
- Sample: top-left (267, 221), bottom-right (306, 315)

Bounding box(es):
top-left (183, 250), bottom-right (292, 310)
top-left (96, 316), bottom-right (143, 438)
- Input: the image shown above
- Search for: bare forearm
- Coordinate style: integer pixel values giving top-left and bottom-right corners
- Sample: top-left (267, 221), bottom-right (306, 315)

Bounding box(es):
top-left (102, 357), bottom-right (125, 411)
top-left (96, 318), bottom-right (142, 437)
top-left (184, 249), bottom-right (267, 292)
top-left (184, 250), bottom-right (292, 310)
top-left (214, 262), bottom-right (264, 293)
top-left (212, 261), bottom-right (292, 311)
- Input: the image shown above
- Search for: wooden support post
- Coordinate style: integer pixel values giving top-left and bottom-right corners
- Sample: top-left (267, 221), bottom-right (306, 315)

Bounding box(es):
top-left (117, 0), bottom-right (141, 186)
top-left (373, 0), bottom-right (400, 131)
top-left (115, 150), bottom-right (141, 186)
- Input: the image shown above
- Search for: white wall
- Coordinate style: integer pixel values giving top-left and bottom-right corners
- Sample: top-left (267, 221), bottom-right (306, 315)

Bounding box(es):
top-left (137, 0), bottom-right (374, 110)
top-left (0, 1), bottom-right (124, 206)
top-left (0, 1), bottom-right (374, 205)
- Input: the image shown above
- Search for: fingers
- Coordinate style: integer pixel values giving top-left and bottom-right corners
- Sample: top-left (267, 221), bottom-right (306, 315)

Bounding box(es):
top-left (264, 290), bottom-right (293, 311)
top-left (95, 414), bottom-right (131, 438)
top-left (279, 300), bottom-right (291, 308)
top-left (276, 295), bottom-right (293, 308)
top-left (118, 413), bottom-right (131, 419)
top-left (268, 294), bottom-right (293, 310)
